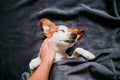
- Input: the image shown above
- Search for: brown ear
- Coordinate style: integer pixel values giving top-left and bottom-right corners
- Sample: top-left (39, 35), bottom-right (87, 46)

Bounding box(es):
top-left (68, 28), bottom-right (84, 39)
top-left (77, 29), bottom-right (84, 39)
top-left (40, 18), bottom-right (58, 38)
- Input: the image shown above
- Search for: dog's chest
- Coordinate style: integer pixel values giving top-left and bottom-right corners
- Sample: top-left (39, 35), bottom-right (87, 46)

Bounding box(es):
top-left (55, 52), bottom-right (68, 62)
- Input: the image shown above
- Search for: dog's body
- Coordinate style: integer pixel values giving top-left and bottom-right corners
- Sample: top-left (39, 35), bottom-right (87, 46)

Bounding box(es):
top-left (29, 18), bottom-right (95, 73)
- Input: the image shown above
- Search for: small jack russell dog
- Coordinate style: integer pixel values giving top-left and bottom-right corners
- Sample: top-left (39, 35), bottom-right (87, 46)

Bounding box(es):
top-left (29, 18), bottom-right (95, 73)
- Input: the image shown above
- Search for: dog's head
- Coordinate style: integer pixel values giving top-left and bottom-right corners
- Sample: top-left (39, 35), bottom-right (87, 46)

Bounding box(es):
top-left (40, 18), bottom-right (84, 48)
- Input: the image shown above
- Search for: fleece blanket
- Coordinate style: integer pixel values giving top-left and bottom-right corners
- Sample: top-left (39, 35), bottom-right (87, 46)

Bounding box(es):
top-left (0, 0), bottom-right (120, 80)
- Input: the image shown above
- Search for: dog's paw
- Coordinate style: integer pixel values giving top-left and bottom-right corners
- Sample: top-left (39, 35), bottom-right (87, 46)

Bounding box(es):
top-left (29, 57), bottom-right (41, 70)
top-left (74, 48), bottom-right (95, 60)
top-left (83, 52), bottom-right (95, 60)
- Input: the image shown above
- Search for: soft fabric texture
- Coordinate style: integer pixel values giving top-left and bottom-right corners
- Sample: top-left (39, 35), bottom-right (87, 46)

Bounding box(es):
top-left (0, 0), bottom-right (120, 80)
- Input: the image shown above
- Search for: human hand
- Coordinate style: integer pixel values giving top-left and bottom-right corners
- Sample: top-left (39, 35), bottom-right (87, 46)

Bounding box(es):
top-left (39, 39), bottom-right (55, 64)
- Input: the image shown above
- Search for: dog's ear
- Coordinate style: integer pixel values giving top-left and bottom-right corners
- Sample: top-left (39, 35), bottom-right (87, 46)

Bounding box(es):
top-left (68, 28), bottom-right (84, 39)
top-left (77, 29), bottom-right (84, 39)
top-left (40, 18), bottom-right (58, 38)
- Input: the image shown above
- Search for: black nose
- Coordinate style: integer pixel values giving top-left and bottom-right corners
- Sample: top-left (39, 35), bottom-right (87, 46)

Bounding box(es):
top-left (71, 33), bottom-right (77, 39)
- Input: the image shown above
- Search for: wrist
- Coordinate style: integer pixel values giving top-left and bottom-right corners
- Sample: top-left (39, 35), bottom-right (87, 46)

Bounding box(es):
top-left (41, 60), bottom-right (54, 66)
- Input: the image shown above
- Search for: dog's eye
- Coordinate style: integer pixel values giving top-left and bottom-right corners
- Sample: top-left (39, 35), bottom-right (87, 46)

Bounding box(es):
top-left (60, 30), bottom-right (65, 33)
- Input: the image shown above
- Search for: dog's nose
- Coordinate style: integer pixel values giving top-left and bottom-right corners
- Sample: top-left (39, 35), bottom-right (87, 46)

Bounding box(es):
top-left (71, 33), bottom-right (77, 39)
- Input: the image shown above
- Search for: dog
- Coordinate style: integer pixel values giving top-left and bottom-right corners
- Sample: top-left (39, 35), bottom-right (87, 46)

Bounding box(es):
top-left (29, 18), bottom-right (95, 73)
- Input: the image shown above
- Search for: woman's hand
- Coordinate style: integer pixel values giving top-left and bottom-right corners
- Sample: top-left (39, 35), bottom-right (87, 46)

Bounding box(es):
top-left (28, 39), bottom-right (55, 80)
top-left (39, 39), bottom-right (55, 64)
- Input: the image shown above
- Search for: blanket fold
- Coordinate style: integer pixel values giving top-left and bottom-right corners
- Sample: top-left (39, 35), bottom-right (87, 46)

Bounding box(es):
top-left (0, 0), bottom-right (120, 80)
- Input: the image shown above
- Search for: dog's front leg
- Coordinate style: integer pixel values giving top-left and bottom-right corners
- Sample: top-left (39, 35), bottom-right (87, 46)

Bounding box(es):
top-left (29, 57), bottom-right (41, 73)
top-left (71, 48), bottom-right (95, 60)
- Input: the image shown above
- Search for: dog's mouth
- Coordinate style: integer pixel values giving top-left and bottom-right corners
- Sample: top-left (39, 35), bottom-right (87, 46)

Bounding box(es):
top-left (63, 40), bottom-right (75, 43)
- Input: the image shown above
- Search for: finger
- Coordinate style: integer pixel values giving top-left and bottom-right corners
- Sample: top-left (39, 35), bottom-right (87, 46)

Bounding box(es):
top-left (47, 40), bottom-right (52, 47)
top-left (47, 41), bottom-right (55, 52)
top-left (42, 39), bottom-right (49, 47)
top-left (41, 39), bottom-right (49, 51)
top-left (40, 41), bottom-right (45, 50)
top-left (44, 38), bottom-right (49, 43)
top-left (48, 38), bottom-right (51, 42)
top-left (40, 40), bottom-right (47, 53)
top-left (48, 43), bottom-right (53, 49)
top-left (40, 39), bottom-right (51, 53)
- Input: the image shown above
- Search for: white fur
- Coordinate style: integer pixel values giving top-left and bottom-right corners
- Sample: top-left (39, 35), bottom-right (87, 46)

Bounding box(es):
top-left (29, 25), bottom-right (95, 73)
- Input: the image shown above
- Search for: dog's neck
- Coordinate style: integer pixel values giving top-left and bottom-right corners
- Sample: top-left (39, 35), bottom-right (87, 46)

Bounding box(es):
top-left (50, 38), bottom-right (69, 61)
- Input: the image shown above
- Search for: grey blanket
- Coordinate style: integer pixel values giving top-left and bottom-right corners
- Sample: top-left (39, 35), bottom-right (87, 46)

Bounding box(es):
top-left (0, 0), bottom-right (120, 80)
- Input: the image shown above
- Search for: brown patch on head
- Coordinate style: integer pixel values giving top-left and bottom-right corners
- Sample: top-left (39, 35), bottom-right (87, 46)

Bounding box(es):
top-left (40, 18), bottom-right (58, 38)
top-left (68, 28), bottom-right (84, 39)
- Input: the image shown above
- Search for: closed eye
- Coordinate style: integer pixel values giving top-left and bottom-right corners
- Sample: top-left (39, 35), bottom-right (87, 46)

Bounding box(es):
top-left (59, 30), bottom-right (65, 33)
